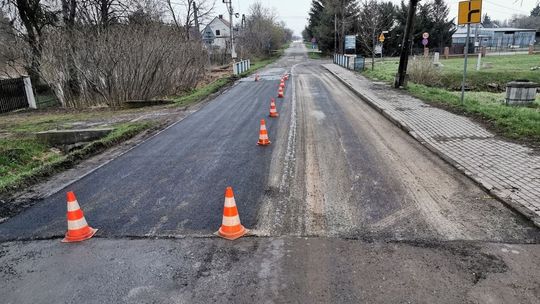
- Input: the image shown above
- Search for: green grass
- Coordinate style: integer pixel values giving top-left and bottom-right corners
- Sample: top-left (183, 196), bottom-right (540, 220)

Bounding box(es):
top-left (308, 52), bottom-right (324, 59)
top-left (362, 56), bottom-right (540, 141)
top-left (366, 54), bottom-right (540, 91)
top-left (406, 83), bottom-right (540, 141)
top-left (0, 121), bottom-right (155, 194)
top-left (172, 77), bottom-right (231, 107)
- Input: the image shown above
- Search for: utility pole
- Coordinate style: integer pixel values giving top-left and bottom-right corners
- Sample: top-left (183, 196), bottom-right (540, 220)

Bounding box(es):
top-left (394, 0), bottom-right (419, 88)
top-left (334, 13), bottom-right (338, 53)
top-left (222, 0), bottom-right (237, 60)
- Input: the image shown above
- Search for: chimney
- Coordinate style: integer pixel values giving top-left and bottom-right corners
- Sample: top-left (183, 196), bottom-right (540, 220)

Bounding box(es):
top-left (219, 14), bottom-right (223, 19)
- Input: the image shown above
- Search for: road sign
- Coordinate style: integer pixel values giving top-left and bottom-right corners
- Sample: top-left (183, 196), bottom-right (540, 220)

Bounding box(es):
top-left (375, 44), bottom-right (382, 54)
top-left (344, 35), bottom-right (356, 50)
top-left (458, 0), bottom-right (482, 25)
top-left (378, 33), bottom-right (385, 43)
top-left (422, 32), bottom-right (429, 39)
top-left (422, 38), bottom-right (428, 46)
top-left (202, 28), bottom-right (215, 44)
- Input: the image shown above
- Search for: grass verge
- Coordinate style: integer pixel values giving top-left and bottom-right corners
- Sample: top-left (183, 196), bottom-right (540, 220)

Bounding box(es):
top-left (362, 58), bottom-right (540, 143)
top-left (0, 121), bottom-right (156, 196)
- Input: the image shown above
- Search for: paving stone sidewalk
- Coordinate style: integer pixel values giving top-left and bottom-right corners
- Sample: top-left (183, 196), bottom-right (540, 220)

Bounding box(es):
top-left (323, 63), bottom-right (540, 227)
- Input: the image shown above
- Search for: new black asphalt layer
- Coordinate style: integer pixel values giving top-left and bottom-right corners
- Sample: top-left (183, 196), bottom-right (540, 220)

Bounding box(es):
top-left (0, 73), bottom-right (292, 240)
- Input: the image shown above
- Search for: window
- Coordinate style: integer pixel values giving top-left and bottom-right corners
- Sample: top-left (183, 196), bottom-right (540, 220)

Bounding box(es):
top-left (216, 30), bottom-right (220, 36)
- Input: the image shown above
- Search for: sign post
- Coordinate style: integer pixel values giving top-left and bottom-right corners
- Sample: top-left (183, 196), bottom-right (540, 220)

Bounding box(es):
top-left (378, 33), bottom-right (385, 58)
top-left (458, 0), bottom-right (482, 104)
top-left (344, 35), bottom-right (356, 54)
top-left (422, 32), bottom-right (429, 56)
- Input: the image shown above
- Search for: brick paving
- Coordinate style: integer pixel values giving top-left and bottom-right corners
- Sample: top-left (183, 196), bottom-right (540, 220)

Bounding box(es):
top-left (323, 63), bottom-right (540, 226)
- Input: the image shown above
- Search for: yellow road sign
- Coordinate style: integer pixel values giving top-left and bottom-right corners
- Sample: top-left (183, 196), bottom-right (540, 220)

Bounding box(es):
top-left (458, 0), bottom-right (482, 25)
top-left (378, 33), bottom-right (385, 42)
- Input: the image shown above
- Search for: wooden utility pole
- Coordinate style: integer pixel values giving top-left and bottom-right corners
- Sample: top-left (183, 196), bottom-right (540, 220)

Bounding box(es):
top-left (334, 13), bottom-right (338, 53)
top-left (394, 0), bottom-right (419, 88)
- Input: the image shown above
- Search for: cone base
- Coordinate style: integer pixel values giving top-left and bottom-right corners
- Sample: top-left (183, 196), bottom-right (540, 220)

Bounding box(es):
top-left (216, 226), bottom-right (248, 240)
top-left (62, 228), bottom-right (98, 243)
top-left (269, 113), bottom-right (279, 117)
top-left (257, 140), bottom-right (271, 146)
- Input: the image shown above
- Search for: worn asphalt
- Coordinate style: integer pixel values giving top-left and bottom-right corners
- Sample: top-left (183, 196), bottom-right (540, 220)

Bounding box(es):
top-left (1, 42), bottom-right (539, 303)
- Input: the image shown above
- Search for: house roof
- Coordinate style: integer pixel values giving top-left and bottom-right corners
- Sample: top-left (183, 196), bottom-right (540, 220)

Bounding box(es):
top-left (489, 28), bottom-right (536, 32)
top-left (208, 16), bottom-right (231, 28)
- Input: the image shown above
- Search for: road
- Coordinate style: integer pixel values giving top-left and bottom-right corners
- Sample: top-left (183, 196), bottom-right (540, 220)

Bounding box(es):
top-left (1, 42), bottom-right (539, 303)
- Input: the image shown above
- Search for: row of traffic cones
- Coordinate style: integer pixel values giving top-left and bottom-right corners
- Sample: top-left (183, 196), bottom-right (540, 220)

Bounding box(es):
top-left (63, 73), bottom-right (291, 243)
top-left (226, 73), bottom-right (289, 239)
top-left (63, 186), bottom-right (249, 242)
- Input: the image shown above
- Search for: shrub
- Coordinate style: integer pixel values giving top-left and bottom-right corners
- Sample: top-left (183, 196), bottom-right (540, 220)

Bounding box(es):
top-left (408, 56), bottom-right (442, 87)
top-left (39, 24), bottom-right (208, 108)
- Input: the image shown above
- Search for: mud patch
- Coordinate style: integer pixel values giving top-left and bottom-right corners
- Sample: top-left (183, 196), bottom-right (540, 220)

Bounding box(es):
top-left (399, 240), bottom-right (508, 284)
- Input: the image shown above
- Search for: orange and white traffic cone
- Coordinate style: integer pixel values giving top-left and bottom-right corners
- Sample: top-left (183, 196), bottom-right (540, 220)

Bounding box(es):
top-left (257, 119), bottom-right (271, 145)
top-left (62, 191), bottom-right (97, 243)
top-left (216, 187), bottom-right (247, 240)
top-left (279, 80), bottom-right (285, 88)
top-left (284, 73), bottom-right (289, 81)
top-left (278, 87), bottom-right (284, 98)
top-left (269, 98), bottom-right (279, 117)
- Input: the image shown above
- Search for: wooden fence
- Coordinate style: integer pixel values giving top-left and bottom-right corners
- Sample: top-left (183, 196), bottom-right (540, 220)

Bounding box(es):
top-left (0, 77), bottom-right (36, 113)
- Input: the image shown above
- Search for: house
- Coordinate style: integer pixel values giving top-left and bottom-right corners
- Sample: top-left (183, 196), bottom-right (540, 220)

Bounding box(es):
top-left (452, 25), bottom-right (536, 51)
top-left (201, 15), bottom-right (231, 51)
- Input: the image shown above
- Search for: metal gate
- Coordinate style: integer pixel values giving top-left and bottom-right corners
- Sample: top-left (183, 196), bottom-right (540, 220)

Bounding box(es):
top-left (0, 77), bottom-right (30, 113)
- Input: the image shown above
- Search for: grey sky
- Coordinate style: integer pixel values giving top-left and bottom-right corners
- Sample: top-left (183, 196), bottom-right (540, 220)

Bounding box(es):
top-left (216, 0), bottom-right (539, 36)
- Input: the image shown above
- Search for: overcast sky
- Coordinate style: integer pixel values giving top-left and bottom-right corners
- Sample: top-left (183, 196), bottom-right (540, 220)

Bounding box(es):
top-left (215, 0), bottom-right (539, 36)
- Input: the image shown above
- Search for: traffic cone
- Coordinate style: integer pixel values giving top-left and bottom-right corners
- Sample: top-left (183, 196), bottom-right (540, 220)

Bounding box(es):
top-left (284, 73), bottom-right (289, 81)
top-left (279, 80), bottom-right (285, 88)
top-left (216, 187), bottom-right (247, 240)
top-left (278, 87), bottom-right (284, 98)
top-left (269, 98), bottom-right (279, 117)
top-left (62, 191), bottom-right (97, 243)
top-left (257, 119), bottom-right (271, 145)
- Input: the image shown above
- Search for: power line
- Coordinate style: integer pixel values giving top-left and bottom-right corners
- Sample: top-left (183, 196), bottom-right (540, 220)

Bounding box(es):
top-left (482, 0), bottom-right (529, 15)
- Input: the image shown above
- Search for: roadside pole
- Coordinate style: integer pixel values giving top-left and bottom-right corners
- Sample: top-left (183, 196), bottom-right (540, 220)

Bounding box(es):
top-left (458, 0), bottom-right (482, 104)
top-left (394, 0), bottom-right (419, 88)
top-left (223, 0), bottom-right (237, 60)
top-left (460, 23), bottom-right (470, 104)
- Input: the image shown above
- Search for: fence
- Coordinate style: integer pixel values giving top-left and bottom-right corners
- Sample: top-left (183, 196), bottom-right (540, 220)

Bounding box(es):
top-left (0, 76), bottom-right (36, 114)
top-left (233, 59), bottom-right (251, 75)
top-left (333, 54), bottom-right (365, 71)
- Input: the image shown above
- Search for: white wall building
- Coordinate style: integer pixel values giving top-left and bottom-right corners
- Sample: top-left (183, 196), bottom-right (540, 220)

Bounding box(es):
top-left (201, 15), bottom-right (231, 51)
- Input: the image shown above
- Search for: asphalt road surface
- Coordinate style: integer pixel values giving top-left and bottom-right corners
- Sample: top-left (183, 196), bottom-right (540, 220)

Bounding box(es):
top-left (1, 42), bottom-right (539, 303)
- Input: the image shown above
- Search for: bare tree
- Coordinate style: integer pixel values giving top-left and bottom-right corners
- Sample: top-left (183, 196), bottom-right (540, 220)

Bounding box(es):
top-left (1, 0), bottom-right (57, 82)
top-left (164, 0), bottom-right (214, 39)
top-left (357, 0), bottom-right (393, 70)
top-left (236, 2), bottom-right (291, 57)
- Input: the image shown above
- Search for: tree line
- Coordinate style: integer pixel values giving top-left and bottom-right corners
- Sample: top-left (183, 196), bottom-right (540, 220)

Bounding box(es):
top-left (303, 0), bottom-right (455, 61)
top-left (0, 0), bottom-right (292, 108)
